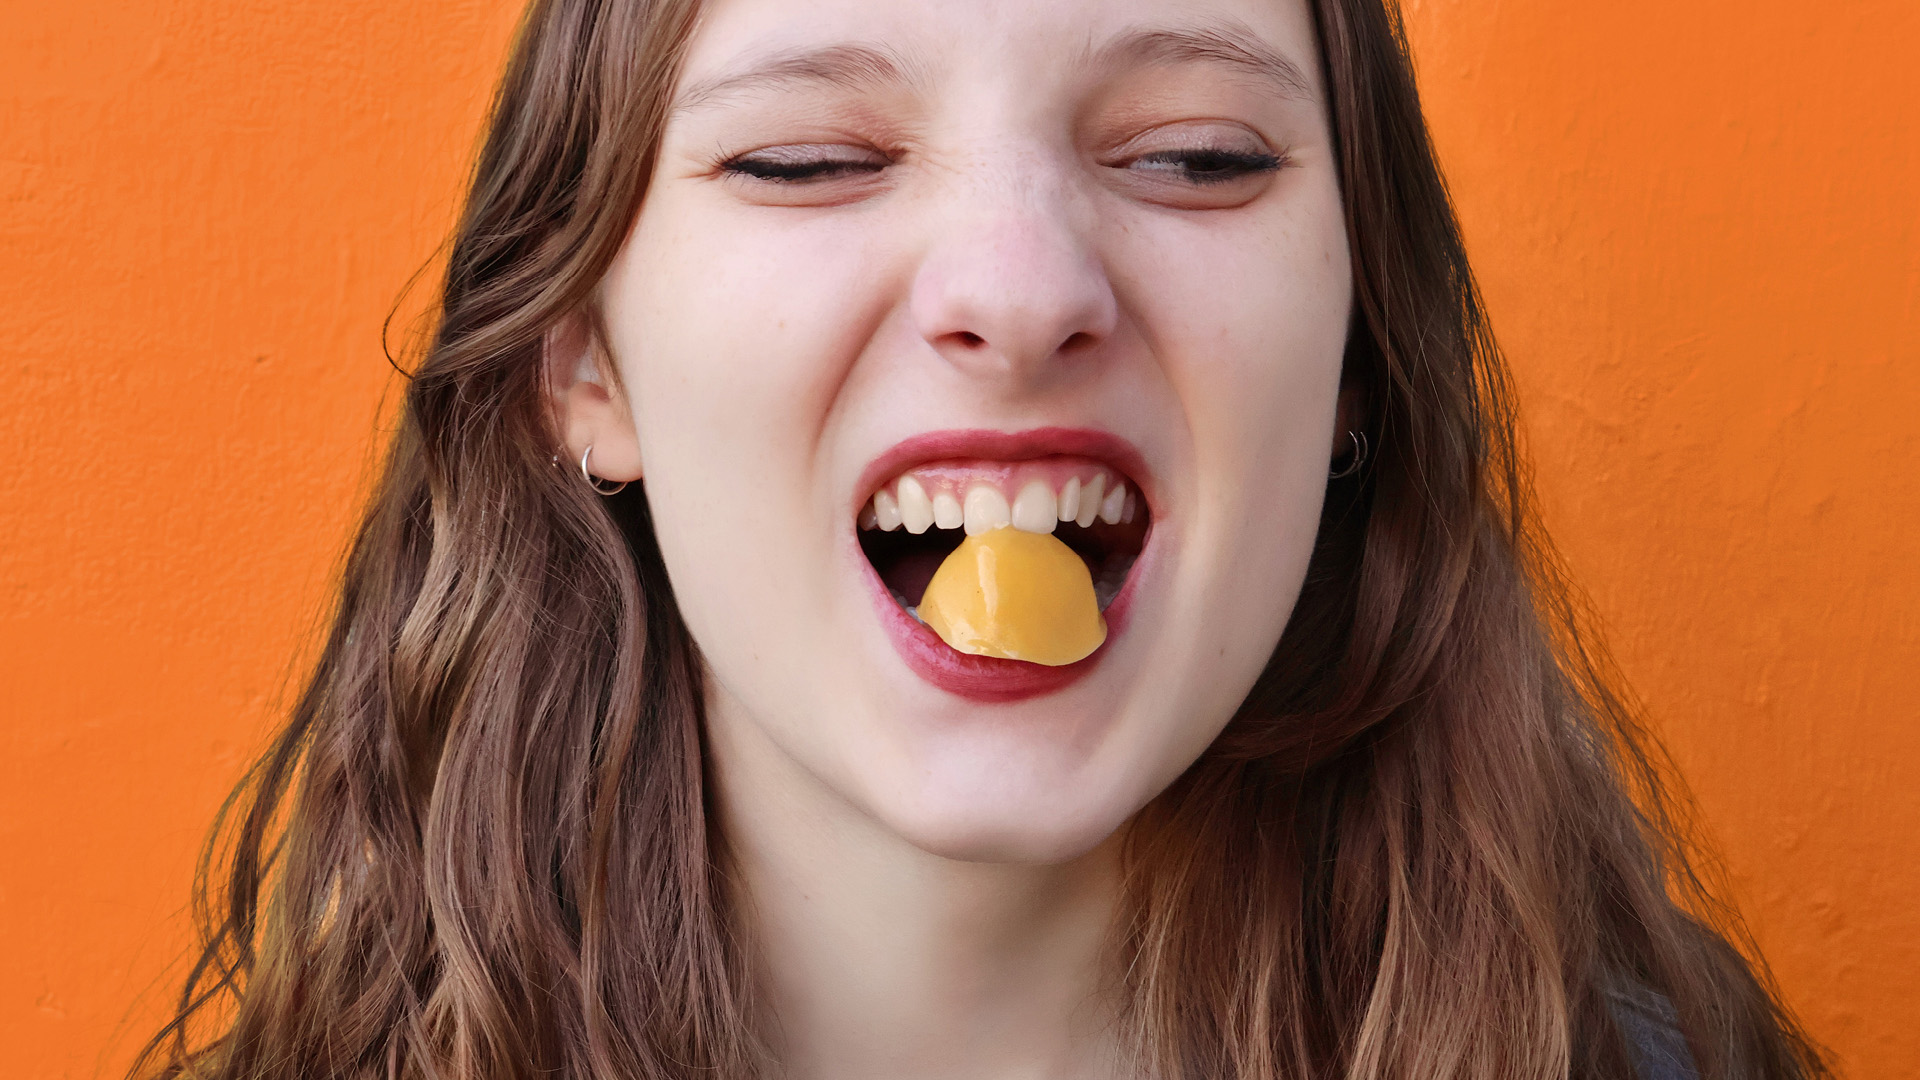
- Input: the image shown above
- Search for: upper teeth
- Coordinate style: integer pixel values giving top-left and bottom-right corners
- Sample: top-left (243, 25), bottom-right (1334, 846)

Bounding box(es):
top-left (1075, 474), bottom-right (1104, 529)
top-left (897, 475), bottom-right (935, 534)
top-left (963, 486), bottom-right (1012, 536)
top-left (861, 468), bottom-right (1136, 534)
top-left (873, 488), bottom-right (903, 532)
top-left (933, 490), bottom-right (963, 530)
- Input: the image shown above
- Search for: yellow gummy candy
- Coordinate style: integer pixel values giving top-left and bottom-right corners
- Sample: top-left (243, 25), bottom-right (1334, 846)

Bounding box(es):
top-left (917, 527), bottom-right (1107, 666)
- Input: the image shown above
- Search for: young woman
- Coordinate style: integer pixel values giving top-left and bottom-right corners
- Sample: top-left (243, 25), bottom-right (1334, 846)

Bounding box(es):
top-left (134, 0), bottom-right (1830, 1077)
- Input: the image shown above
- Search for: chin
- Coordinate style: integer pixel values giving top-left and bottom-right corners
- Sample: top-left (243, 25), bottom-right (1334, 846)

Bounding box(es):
top-left (865, 752), bottom-right (1146, 865)
top-left (886, 810), bottom-right (1127, 866)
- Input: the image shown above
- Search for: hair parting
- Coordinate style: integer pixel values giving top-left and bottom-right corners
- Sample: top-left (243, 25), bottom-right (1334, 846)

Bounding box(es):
top-left (132, 1), bottom-right (1829, 1078)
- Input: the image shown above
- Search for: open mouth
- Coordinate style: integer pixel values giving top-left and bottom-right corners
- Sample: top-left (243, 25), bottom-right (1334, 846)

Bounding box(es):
top-left (857, 459), bottom-right (1151, 619)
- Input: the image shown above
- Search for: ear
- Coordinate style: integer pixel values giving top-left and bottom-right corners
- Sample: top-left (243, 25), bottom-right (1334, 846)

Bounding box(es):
top-left (545, 311), bottom-right (642, 485)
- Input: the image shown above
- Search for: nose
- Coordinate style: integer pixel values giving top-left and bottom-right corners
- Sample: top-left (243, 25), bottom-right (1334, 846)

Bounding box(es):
top-left (909, 181), bottom-right (1119, 388)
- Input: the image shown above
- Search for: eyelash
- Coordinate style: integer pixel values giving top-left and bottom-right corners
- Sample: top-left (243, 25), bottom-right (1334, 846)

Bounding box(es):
top-left (721, 155), bottom-right (885, 183)
top-left (718, 147), bottom-right (1287, 186)
top-left (1127, 148), bottom-right (1286, 184)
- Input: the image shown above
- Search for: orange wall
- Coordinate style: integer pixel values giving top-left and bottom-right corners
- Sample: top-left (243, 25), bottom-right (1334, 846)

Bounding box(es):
top-left (1, 2), bottom-right (1912, 1077)
top-left (1401, 2), bottom-right (1920, 1073)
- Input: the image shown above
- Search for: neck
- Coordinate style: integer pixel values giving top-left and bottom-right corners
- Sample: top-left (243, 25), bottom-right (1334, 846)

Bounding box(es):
top-left (708, 701), bottom-right (1132, 1080)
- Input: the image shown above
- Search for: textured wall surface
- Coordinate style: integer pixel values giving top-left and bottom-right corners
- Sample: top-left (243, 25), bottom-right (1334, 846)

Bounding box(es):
top-left (1401, 2), bottom-right (1920, 1073)
top-left (1, 2), bottom-right (1913, 1077)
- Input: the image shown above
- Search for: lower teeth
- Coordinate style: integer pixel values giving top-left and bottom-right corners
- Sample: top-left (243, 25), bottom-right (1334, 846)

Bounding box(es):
top-left (894, 589), bottom-right (922, 618)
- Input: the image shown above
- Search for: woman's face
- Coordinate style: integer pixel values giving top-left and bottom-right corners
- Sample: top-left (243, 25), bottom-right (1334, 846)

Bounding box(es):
top-left (597, 0), bottom-right (1351, 862)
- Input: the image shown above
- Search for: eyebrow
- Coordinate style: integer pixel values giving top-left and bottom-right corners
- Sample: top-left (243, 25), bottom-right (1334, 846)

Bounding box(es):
top-left (670, 20), bottom-right (1315, 117)
top-left (673, 42), bottom-right (922, 115)
top-left (1094, 24), bottom-right (1317, 102)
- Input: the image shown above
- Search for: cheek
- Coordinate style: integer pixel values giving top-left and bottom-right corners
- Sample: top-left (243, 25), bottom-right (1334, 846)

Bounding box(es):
top-left (595, 194), bottom-right (901, 694)
top-left (1114, 176), bottom-right (1352, 681)
top-left (611, 200), bottom-right (894, 451)
top-left (1135, 190), bottom-right (1352, 432)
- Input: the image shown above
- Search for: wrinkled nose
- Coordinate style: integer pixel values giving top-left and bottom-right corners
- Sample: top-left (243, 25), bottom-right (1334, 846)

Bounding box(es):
top-left (909, 186), bottom-right (1119, 389)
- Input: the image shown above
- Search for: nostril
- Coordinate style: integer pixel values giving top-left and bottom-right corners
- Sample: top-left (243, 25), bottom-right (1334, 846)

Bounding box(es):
top-left (955, 331), bottom-right (985, 348)
top-left (1060, 331), bottom-right (1095, 353)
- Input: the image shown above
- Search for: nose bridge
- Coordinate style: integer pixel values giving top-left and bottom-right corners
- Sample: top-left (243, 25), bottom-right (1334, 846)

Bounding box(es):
top-left (909, 146), bottom-right (1118, 379)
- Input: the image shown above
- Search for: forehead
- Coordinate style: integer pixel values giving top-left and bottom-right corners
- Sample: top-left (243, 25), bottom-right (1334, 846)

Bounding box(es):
top-left (674, 0), bottom-right (1324, 106)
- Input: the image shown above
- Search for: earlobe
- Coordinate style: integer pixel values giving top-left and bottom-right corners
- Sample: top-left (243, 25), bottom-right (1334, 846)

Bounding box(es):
top-left (544, 313), bottom-right (644, 483)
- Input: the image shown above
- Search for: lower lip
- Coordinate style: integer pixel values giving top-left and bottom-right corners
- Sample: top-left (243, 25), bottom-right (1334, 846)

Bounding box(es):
top-left (862, 535), bottom-right (1148, 703)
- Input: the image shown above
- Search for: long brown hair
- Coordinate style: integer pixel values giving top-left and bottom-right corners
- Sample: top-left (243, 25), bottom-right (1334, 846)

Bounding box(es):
top-left (132, 0), bottom-right (1830, 1077)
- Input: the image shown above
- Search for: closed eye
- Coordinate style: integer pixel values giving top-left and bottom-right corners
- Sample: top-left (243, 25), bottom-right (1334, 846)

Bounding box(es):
top-left (1125, 148), bottom-right (1285, 185)
top-left (720, 146), bottom-right (890, 183)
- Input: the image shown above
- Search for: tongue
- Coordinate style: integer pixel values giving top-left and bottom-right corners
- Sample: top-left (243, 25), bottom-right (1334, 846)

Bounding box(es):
top-left (916, 527), bottom-right (1107, 666)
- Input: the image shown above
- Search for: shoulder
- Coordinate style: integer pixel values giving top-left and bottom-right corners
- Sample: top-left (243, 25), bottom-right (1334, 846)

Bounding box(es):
top-left (1607, 983), bottom-right (1700, 1080)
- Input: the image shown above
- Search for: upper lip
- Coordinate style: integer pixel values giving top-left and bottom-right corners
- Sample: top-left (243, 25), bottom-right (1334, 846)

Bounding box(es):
top-left (852, 426), bottom-right (1155, 519)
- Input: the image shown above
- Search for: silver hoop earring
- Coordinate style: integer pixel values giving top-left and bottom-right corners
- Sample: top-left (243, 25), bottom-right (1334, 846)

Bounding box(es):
top-left (580, 446), bottom-right (628, 496)
top-left (1328, 430), bottom-right (1369, 480)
